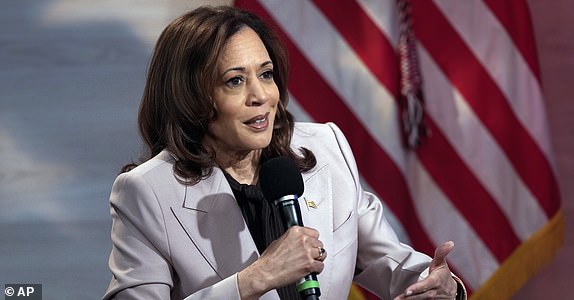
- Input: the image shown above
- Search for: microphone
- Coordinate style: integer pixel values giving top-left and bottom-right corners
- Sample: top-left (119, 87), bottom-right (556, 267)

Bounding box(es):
top-left (259, 157), bottom-right (321, 300)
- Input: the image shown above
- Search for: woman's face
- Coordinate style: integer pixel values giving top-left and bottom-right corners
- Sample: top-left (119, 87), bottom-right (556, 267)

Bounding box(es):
top-left (205, 26), bottom-right (279, 156)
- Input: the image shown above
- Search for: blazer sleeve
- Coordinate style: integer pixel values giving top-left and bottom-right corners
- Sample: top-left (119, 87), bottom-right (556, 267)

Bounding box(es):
top-left (102, 172), bottom-right (242, 300)
top-left (326, 122), bottom-right (467, 300)
top-left (325, 123), bottom-right (431, 299)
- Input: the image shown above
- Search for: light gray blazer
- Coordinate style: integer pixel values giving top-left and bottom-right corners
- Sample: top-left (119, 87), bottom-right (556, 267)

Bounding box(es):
top-left (103, 122), bottom-right (432, 300)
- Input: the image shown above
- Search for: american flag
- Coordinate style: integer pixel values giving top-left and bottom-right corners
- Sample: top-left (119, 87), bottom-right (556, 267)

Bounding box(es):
top-left (235, 1), bottom-right (563, 299)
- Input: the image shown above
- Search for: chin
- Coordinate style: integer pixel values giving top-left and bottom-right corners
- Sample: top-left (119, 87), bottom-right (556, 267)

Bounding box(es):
top-left (248, 137), bottom-right (273, 150)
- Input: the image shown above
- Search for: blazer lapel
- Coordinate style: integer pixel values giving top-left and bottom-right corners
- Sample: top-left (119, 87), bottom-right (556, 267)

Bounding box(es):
top-left (170, 168), bottom-right (260, 280)
top-left (299, 162), bottom-right (334, 298)
top-left (169, 162), bottom-right (333, 299)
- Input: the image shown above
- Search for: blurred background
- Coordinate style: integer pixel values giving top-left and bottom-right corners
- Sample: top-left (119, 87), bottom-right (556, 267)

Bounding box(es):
top-left (0, 1), bottom-right (571, 299)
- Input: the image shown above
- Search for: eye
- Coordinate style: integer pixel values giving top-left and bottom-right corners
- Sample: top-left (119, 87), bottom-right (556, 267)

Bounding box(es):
top-left (225, 76), bottom-right (244, 88)
top-left (260, 70), bottom-right (274, 80)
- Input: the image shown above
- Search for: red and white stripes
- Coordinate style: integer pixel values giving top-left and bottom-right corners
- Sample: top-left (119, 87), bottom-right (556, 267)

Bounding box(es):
top-left (236, 0), bottom-right (561, 296)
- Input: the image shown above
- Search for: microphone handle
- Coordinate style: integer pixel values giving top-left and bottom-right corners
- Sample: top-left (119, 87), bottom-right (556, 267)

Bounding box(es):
top-left (298, 273), bottom-right (321, 300)
top-left (275, 196), bottom-right (321, 299)
top-left (275, 196), bottom-right (304, 227)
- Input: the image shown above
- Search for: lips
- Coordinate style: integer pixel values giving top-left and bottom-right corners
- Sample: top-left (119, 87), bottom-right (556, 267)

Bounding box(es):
top-left (244, 112), bottom-right (270, 130)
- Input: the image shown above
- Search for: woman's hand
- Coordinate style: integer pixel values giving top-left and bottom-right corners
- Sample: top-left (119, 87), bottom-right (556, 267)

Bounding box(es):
top-left (393, 241), bottom-right (458, 300)
top-left (237, 226), bottom-right (326, 300)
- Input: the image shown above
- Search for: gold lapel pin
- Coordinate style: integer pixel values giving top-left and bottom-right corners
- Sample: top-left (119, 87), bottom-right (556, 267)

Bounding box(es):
top-left (304, 197), bottom-right (317, 209)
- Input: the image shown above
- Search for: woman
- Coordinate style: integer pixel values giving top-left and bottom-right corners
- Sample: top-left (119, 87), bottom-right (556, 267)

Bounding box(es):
top-left (103, 5), bottom-right (465, 300)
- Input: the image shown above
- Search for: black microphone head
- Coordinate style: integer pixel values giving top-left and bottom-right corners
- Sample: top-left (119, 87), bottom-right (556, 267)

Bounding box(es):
top-left (259, 156), bottom-right (304, 201)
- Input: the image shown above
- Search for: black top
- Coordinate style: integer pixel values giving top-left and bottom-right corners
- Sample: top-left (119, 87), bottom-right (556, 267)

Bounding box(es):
top-left (223, 171), bottom-right (299, 300)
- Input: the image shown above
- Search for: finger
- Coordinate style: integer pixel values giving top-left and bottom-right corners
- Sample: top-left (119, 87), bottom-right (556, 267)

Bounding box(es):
top-left (393, 292), bottom-right (443, 300)
top-left (286, 226), bottom-right (320, 239)
top-left (306, 247), bottom-right (326, 274)
top-left (430, 241), bottom-right (454, 272)
top-left (302, 226), bottom-right (320, 238)
top-left (402, 291), bottom-right (444, 300)
top-left (307, 242), bottom-right (325, 260)
top-left (402, 276), bottom-right (436, 298)
top-left (393, 294), bottom-right (406, 300)
top-left (314, 246), bottom-right (327, 261)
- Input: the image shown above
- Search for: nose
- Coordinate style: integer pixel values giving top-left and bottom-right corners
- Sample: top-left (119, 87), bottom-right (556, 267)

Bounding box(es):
top-left (246, 79), bottom-right (269, 106)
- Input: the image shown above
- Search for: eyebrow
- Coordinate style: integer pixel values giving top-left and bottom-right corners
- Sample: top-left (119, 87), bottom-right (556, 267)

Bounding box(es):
top-left (222, 60), bottom-right (273, 76)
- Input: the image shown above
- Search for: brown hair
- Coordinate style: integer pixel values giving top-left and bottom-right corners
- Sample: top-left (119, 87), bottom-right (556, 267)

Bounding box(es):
top-left (124, 6), bottom-right (315, 184)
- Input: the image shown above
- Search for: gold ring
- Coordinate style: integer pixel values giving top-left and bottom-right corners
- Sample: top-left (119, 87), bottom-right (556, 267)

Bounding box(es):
top-left (317, 247), bottom-right (325, 259)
